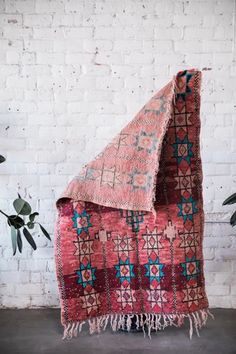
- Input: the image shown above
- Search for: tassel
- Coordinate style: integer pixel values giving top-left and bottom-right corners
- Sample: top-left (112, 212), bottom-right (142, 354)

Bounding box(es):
top-left (79, 321), bottom-right (85, 333)
top-left (192, 312), bottom-right (200, 337)
top-left (188, 314), bottom-right (193, 340)
top-left (61, 308), bottom-right (214, 340)
top-left (135, 314), bottom-right (140, 330)
top-left (207, 309), bottom-right (215, 320)
top-left (103, 315), bottom-right (109, 331)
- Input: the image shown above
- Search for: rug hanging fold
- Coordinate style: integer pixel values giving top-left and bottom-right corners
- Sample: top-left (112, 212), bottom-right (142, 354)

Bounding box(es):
top-left (54, 69), bottom-right (214, 340)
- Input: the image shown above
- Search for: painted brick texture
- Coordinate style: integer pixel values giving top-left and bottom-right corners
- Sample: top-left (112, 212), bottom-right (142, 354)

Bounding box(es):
top-left (0, 0), bottom-right (236, 308)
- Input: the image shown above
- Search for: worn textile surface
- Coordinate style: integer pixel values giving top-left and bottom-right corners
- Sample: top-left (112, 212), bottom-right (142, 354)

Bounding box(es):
top-left (55, 69), bottom-right (212, 340)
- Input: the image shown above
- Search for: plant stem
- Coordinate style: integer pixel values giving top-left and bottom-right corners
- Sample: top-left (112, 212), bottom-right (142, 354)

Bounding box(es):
top-left (0, 210), bottom-right (8, 218)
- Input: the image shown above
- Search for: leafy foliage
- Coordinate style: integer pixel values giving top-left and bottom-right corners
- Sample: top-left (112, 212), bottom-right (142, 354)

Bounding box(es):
top-left (223, 193), bottom-right (236, 227)
top-left (0, 195), bottom-right (51, 255)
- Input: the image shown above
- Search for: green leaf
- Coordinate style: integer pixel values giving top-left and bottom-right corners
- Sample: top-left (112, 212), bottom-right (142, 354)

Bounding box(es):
top-left (23, 227), bottom-right (37, 250)
top-left (11, 226), bottom-right (17, 256)
top-left (39, 224), bottom-right (51, 241)
top-left (0, 155), bottom-right (5, 164)
top-left (13, 198), bottom-right (31, 215)
top-left (8, 215), bottom-right (24, 229)
top-left (230, 211), bottom-right (236, 227)
top-left (17, 229), bottom-right (22, 253)
top-left (27, 221), bottom-right (35, 229)
top-left (29, 212), bottom-right (39, 222)
top-left (223, 193), bottom-right (236, 205)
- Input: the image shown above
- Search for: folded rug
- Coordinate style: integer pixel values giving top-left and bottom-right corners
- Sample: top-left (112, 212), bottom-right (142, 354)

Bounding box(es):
top-left (54, 69), bottom-right (214, 340)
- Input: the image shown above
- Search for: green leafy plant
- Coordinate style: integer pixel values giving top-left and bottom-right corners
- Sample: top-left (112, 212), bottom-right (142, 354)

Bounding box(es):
top-left (0, 194), bottom-right (51, 255)
top-left (222, 193), bottom-right (236, 227)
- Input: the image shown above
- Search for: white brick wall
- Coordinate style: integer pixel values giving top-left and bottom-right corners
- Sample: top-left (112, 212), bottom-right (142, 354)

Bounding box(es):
top-left (0, 0), bottom-right (236, 308)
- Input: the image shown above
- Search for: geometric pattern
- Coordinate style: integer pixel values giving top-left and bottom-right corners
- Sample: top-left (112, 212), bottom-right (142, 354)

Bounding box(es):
top-left (113, 234), bottom-right (134, 255)
top-left (116, 288), bottom-right (136, 309)
top-left (179, 230), bottom-right (199, 249)
top-left (134, 131), bottom-right (158, 154)
top-left (142, 226), bottom-right (163, 251)
top-left (174, 168), bottom-right (195, 192)
top-left (95, 229), bottom-right (111, 242)
top-left (144, 256), bottom-right (165, 283)
top-left (144, 96), bottom-right (166, 116)
top-left (76, 262), bottom-right (96, 288)
top-left (163, 221), bottom-right (178, 243)
top-left (128, 168), bottom-right (152, 191)
top-left (172, 136), bottom-right (194, 165)
top-left (147, 288), bottom-right (168, 309)
top-left (72, 209), bottom-right (92, 236)
top-left (120, 210), bottom-right (146, 232)
top-left (81, 288), bottom-right (101, 314)
top-left (183, 286), bottom-right (204, 307)
top-left (55, 70), bottom-right (210, 335)
top-left (77, 164), bottom-right (123, 189)
top-left (181, 256), bottom-right (201, 281)
top-left (177, 196), bottom-right (198, 222)
top-left (73, 235), bottom-right (94, 257)
top-left (99, 164), bottom-right (122, 188)
top-left (115, 258), bottom-right (135, 284)
top-left (109, 133), bottom-right (130, 151)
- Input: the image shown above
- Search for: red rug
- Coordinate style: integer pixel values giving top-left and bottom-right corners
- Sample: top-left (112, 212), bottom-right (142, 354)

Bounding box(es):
top-left (55, 69), bottom-right (214, 340)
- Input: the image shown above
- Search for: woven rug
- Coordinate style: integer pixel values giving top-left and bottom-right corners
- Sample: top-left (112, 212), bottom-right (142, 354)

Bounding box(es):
top-left (54, 69), bottom-right (214, 340)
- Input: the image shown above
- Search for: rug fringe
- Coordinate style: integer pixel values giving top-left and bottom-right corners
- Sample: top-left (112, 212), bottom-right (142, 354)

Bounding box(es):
top-left (62, 307), bottom-right (214, 341)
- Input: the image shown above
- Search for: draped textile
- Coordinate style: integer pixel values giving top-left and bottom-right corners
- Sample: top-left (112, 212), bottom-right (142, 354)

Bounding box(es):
top-left (54, 69), bottom-right (213, 340)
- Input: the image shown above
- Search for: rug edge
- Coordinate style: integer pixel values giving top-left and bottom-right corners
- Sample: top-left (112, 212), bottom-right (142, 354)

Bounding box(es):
top-left (61, 307), bottom-right (215, 341)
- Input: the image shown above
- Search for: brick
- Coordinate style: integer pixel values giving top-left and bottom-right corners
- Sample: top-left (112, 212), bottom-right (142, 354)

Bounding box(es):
top-left (83, 39), bottom-right (113, 52)
top-left (6, 76), bottom-right (36, 89)
top-left (0, 0), bottom-right (235, 310)
top-left (0, 260), bottom-right (18, 271)
top-left (19, 259), bottom-right (47, 272)
top-left (202, 40), bottom-right (233, 53)
top-left (113, 40), bottom-right (142, 52)
top-left (23, 14), bottom-right (53, 27)
top-left (205, 261), bottom-right (231, 273)
top-left (203, 248), bottom-right (215, 260)
top-left (207, 284), bottom-right (230, 296)
top-left (208, 295), bottom-right (232, 308)
top-left (65, 0), bottom-right (84, 13)
top-left (154, 27), bottom-right (183, 40)
top-left (5, 0), bottom-right (35, 13)
top-left (184, 1), bottom-right (215, 15)
top-left (0, 14), bottom-right (23, 26)
top-left (184, 27), bottom-right (213, 40)
top-left (0, 271), bottom-right (30, 284)
top-left (24, 39), bottom-right (53, 52)
top-left (215, 249), bottom-right (236, 261)
top-left (174, 40), bottom-right (202, 53)
top-left (215, 273), bottom-right (235, 285)
top-left (3, 27), bottom-right (33, 39)
top-left (96, 76), bottom-right (124, 90)
top-left (36, 52), bottom-right (65, 65)
top-left (65, 53), bottom-right (94, 64)
top-left (35, 0), bottom-right (65, 13)
top-left (215, 1), bottom-right (234, 15)
top-left (33, 28), bottom-right (65, 40)
top-left (17, 284), bottom-right (44, 295)
top-left (64, 27), bottom-right (93, 39)
top-left (94, 27), bottom-right (115, 39)
top-left (173, 15), bottom-right (202, 26)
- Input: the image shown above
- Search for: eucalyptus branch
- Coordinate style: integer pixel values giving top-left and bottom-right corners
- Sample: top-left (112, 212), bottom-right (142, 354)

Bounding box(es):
top-left (0, 194), bottom-right (51, 255)
top-left (0, 209), bottom-right (8, 218)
